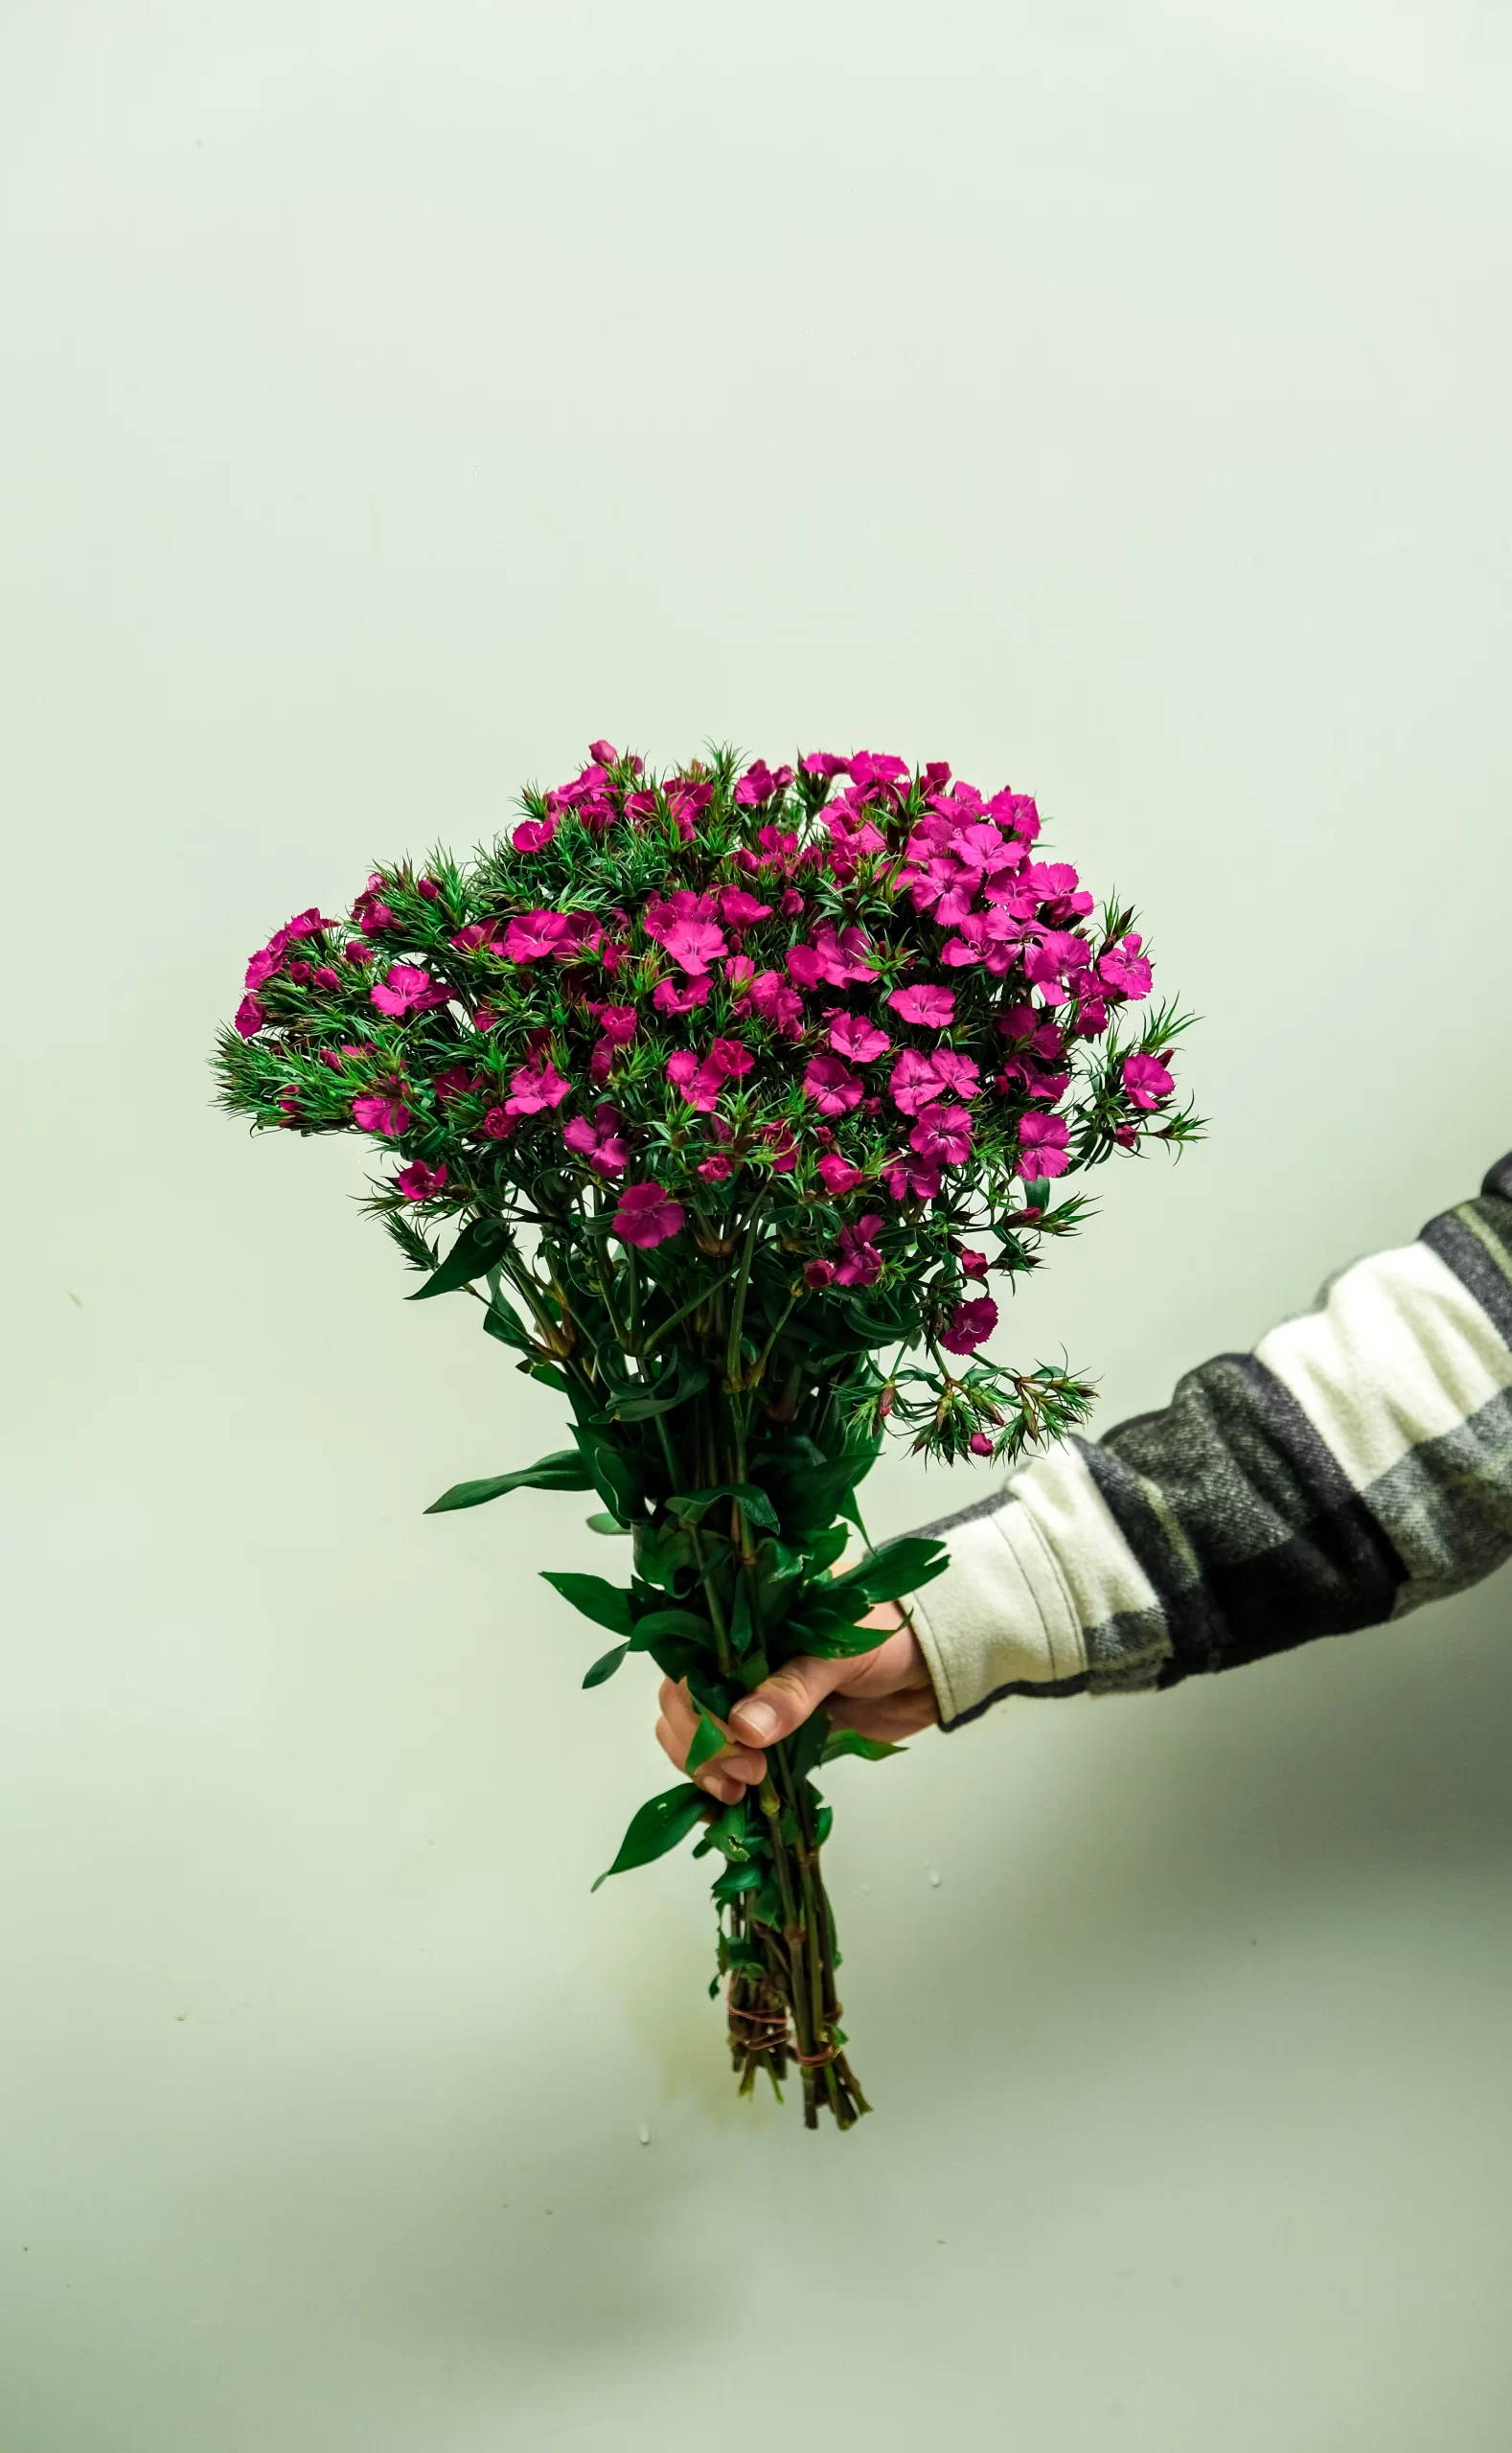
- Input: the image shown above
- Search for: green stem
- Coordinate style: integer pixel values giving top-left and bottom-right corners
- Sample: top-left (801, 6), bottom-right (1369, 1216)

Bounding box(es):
top-left (723, 1210), bottom-right (762, 1389)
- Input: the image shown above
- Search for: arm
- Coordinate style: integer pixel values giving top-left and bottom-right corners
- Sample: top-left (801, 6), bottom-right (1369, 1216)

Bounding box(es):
top-left (659, 1152), bottom-right (1512, 1789)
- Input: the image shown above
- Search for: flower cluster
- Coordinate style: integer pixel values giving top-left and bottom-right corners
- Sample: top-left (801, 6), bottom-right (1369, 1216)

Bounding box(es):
top-left (217, 742), bottom-right (1195, 1458)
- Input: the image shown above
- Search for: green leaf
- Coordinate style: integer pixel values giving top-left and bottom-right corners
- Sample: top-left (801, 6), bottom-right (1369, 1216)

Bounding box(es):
top-left (820, 1729), bottom-right (906, 1763)
top-left (786, 1707), bottom-right (831, 1784)
top-left (591, 1783), bottom-right (708, 1891)
top-left (667, 1482), bottom-right (780, 1533)
top-left (424, 1449), bottom-right (592, 1513)
top-left (406, 1213), bottom-right (510, 1299)
top-left (629, 1607), bottom-right (715, 1650)
top-left (709, 1800), bottom-right (751, 1862)
top-left (586, 1511), bottom-right (630, 1536)
top-left (583, 1642), bottom-right (630, 1688)
top-left (482, 1297), bottom-right (534, 1352)
top-left (790, 1616), bottom-right (900, 1662)
top-left (539, 1572), bottom-right (634, 1638)
top-left (711, 1862), bottom-right (763, 1900)
top-left (829, 1535), bottom-right (949, 1607)
top-left (684, 1711), bottom-right (726, 1777)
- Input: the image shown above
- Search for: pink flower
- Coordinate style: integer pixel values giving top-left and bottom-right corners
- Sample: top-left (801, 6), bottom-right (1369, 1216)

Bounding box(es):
top-left (449, 922), bottom-right (497, 953)
top-left (285, 960), bottom-right (312, 984)
top-left (234, 995), bottom-right (264, 1037)
top-left (587, 738), bottom-right (619, 766)
top-left (311, 967), bottom-right (340, 991)
top-left (803, 1054), bottom-right (864, 1115)
top-left (942, 1296), bottom-right (999, 1355)
top-left (847, 750), bottom-right (909, 798)
top-left (665, 1050), bottom-right (723, 1112)
top-left (396, 1158), bottom-right (447, 1201)
top-left (733, 758), bottom-right (794, 806)
top-left (1122, 1051), bottom-right (1175, 1111)
top-left (887, 983), bottom-right (955, 1029)
top-left (1114, 1122), bottom-right (1138, 1148)
top-left (969, 1431), bottom-right (994, 1456)
top-left (512, 816), bottom-right (559, 853)
top-left (719, 885), bottom-right (773, 928)
top-left (597, 1004), bottom-right (638, 1044)
top-left (908, 1103), bottom-right (974, 1167)
top-left (352, 1092), bottom-right (413, 1136)
top-left (959, 1248), bottom-right (989, 1281)
top-left (371, 963), bottom-right (448, 1018)
top-left (352, 879), bottom-right (395, 933)
top-left (708, 1038), bottom-right (754, 1079)
top-left (660, 919), bottom-right (728, 975)
top-left (816, 1153), bottom-right (865, 1195)
top-left (759, 1121), bottom-right (799, 1173)
top-left (882, 1156), bottom-right (942, 1203)
top-left (804, 1257), bottom-right (837, 1288)
top-left (801, 751), bottom-right (849, 779)
top-left (787, 923), bottom-right (876, 992)
top-left (343, 940), bottom-right (376, 965)
top-left (505, 1053), bottom-right (572, 1116)
top-left (417, 878), bottom-right (442, 902)
top-left (505, 910), bottom-right (571, 963)
top-left (319, 1041), bottom-right (373, 1071)
top-left (1016, 1112), bottom-right (1071, 1178)
top-left (244, 946), bottom-right (280, 992)
top-left (780, 888), bottom-right (806, 918)
top-left (1097, 932), bottom-right (1153, 1000)
top-left (698, 1154), bottom-right (733, 1181)
top-left (563, 1105), bottom-right (630, 1176)
top-left (613, 1182), bottom-right (685, 1248)
top-left (828, 1012), bottom-right (891, 1064)
top-left (481, 1107), bottom-right (514, 1139)
top-left (834, 1214), bottom-right (885, 1288)
top-left (745, 970), bottom-right (805, 1035)
top-left (653, 974), bottom-right (712, 1016)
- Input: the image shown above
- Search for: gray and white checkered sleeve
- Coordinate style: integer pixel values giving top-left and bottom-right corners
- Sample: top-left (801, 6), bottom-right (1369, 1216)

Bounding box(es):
top-left (906, 1152), bottom-right (1512, 1730)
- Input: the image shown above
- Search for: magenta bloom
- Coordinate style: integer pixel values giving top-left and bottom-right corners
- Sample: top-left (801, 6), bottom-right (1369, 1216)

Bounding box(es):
top-left (816, 1153), bottom-right (865, 1196)
top-left (942, 1296), bottom-right (999, 1355)
top-left (720, 886), bottom-right (773, 928)
top-left (969, 1432), bottom-right (994, 1456)
top-left (662, 919), bottom-right (728, 975)
top-left (745, 970), bottom-right (805, 1035)
top-left (371, 963), bottom-right (447, 1018)
top-left (244, 946), bottom-right (280, 992)
top-left (351, 879), bottom-right (395, 934)
top-left (909, 1103), bottom-right (974, 1167)
top-left (563, 1105), bottom-right (630, 1176)
top-left (828, 1013), bottom-right (891, 1065)
top-left (803, 1054), bottom-right (863, 1116)
top-left (1016, 1112), bottom-right (1071, 1178)
top-left (505, 1054), bottom-right (572, 1116)
top-left (959, 1248), bottom-right (989, 1281)
top-left (481, 1106), bottom-right (514, 1139)
top-left (801, 751), bottom-right (849, 779)
top-left (733, 758), bottom-right (793, 806)
top-left (708, 1038), bottom-right (754, 1079)
top-left (834, 1214), bottom-right (885, 1288)
top-left (1123, 1052), bottom-right (1175, 1111)
top-left (666, 1050), bottom-right (723, 1112)
top-left (352, 1092), bottom-right (413, 1137)
top-left (882, 1156), bottom-right (942, 1203)
top-left (433, 1065), bottom-right (481, 1102)
top-left (698, 1154), bottom-right (733, 1181)
top-left (804, 1257), bottom-right (837, 1289)
top-left (587, 738), bottom-right (619, 765)
top-left (612, 1182), bottom-right (685, 1249)
top-left (887, 983), bottom-right (955, 1029)
top-left (512, 817), bottom-right (558, 853)
top-left (1097, 932), bottom-right (1153, 1001)
top-left (449, 922), bottom-right (497, 953)
top-left (505, 910), bottom-right (570, 963)
top-left (653, 974), bottom-right (712, 1017)
top-left (234, 995), bottom-right (264, 1038)
top-left (396, 1158), bottom-right (447, 1202)
top-left (596, 1004), bottom-right (638, 1044)
top-left (788, 924), bottom-right (875, 992)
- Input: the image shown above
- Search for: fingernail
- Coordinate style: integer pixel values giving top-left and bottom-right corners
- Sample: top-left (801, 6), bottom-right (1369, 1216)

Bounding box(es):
top-left (734, 1701), bottom-right (778, 1741)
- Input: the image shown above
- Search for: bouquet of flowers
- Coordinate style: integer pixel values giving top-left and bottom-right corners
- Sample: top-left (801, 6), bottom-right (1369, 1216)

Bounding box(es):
top-left (215, 741), bottom-right (1195, 2129)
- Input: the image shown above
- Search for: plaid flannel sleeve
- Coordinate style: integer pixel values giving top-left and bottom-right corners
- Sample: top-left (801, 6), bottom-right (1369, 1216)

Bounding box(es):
top-left (907, 1152), bottom-right (1512, 1731)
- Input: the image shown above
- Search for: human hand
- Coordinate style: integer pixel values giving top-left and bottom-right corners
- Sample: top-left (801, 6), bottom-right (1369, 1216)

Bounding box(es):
top-left (654, 1602), bottom-right (940, 1806)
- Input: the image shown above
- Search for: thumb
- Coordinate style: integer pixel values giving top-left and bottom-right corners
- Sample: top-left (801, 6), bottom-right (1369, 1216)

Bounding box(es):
top-left (728, 1654), bottom-right (854, 1747)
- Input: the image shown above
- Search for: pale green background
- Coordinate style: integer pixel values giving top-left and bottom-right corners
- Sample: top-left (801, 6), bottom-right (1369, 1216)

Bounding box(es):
top-left (4, 2), bottom-right (1512, 2446)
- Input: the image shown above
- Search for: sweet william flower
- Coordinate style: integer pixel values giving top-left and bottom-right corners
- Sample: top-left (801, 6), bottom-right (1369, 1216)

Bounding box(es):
top-left (352, 879), bottom-right (395, 933)
top-left (512, 816), bottom-right (558, 854)
top-left (612, 1182), bottom-right (684, 1248)
top-left (661, 919), bottom-right (728, 976)
top-left (882, 1155), bottom-right (942, 1203)
top-left (505, 911), bottom-right (571, 963)
top-left (505, 1054), bottom-right (572, 1116)
top-left (396, 1158), bottom-right (447, 1201)
top-left (719, 886), bottom-right (773, 928)
top-left (587, 739), bottom-right (619, 765)
top-left (834, 1214), bottom-right (885, 1287)
top-left (653, 974), bottom-right (712, 1017)
top-left (887, 983), bottom-right (954, 1029)
top-left (803, 1055), bottom-right (864, 1116)
top-left (828, 1013), bottom-right (891, 1064)
top-left (942, 1296), bottom-right (999, 1355)
top-left (909, 1103), bottom-right (974, 1167)
top-left (1097, 933), bottom-right (1153, 1000)
top-left (1016, 1112), bottom-right (1071, 1178)
top-left (244, 947), bottom-right (280, 992)
top-left (1123, 1051), bottom-right (1175, 1110)
top-left (816, 1154), bottom-right (865, 1195)
top-left (352, 1092), bottom-right (412, 1136)
top-left (804, 1258), bottom-right (837, 1288)
top-left (563, 1105), bottom-right (630, 1176)
top-left (698, 1154), bottom-right (734, 1181)
top-left (801, 751), bottom-right (849, 779)
top-left (371, 963), bottom-right (448, 1018)
top-left (481, 1106), bottom-right (514, 1138)
top-left (959, 1249), bottom-right (990, 1281)
top-left (708, 1038), bottom-right (754, 1079)
top-left (969, 1431), bottom-right (995, 1456)
top-left (234, 995), bottom-right (264, 1037)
